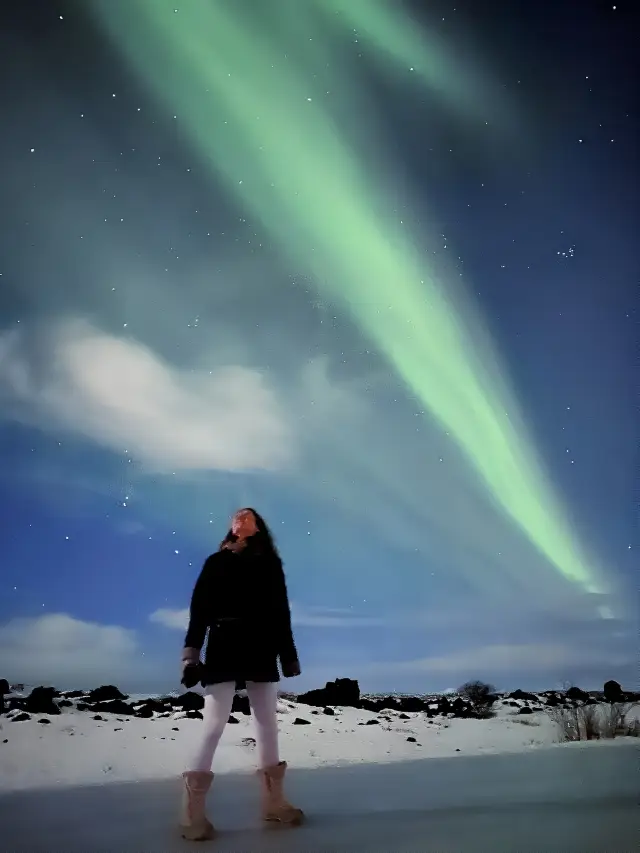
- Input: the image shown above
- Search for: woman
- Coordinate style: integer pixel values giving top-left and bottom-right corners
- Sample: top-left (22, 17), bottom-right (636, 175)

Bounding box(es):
top-left (179, 508), bottom-right (304, 841)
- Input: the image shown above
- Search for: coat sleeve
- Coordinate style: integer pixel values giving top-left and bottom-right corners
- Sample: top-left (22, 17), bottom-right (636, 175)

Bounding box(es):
top-left (183, 555), bottom-right (215, 653)
top-left (272, 558), bottom-right (298, 665)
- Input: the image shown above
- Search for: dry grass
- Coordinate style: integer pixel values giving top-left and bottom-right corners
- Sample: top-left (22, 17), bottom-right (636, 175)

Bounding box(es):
top-left (600, 702), bottom-right (640, 737)
top-left (624, 718), bottom-right (640, 737)
top-left (548, 701), bottom-right (639, 742)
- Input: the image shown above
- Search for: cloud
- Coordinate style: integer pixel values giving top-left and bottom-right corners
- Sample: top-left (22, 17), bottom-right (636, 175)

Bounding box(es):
top-left (0, 318), bottom-right (293, 473)
top-left (0, 613), bottom-right (140, 688)
top-left (149, 603), bottom-right (388, 632)
top-left (289, 603), bottom-right (389, 628)
top-left (352, 640), bottom-right (637, 686)
top-left (392, 643), bottom-right (613, 675)
top-left (288, 634), bottom-right (637, 695)
top-left (149, 607), bottom-right (189, 631)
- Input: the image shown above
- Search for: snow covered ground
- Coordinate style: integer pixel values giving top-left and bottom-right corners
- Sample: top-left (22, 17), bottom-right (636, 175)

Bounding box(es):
top-left (1, 686), bottom-right (638, 792)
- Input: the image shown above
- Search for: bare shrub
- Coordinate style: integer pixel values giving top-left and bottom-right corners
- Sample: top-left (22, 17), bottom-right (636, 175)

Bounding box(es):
top-left (547, 705), bottom-right (582, 742)
top-left (622, 718), bottom-right (640, 737)
top-left (579, 703), bottom-right (599, 740)
top-left (548, 700), bottom-right (639, 742)
top-left (474, 708), bottom-right (497, 719)
top-left (458, 680), bottom-right (495, 708)
top-left (600, 702), bottom-right (638, 738)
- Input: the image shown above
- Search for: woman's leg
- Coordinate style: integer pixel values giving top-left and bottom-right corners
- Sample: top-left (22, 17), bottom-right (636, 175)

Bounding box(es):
top-left (247, 681), bottom-right (304, 825)
top-left (246, 681), bottom-right (280, 768)
top-left (188, 681), bottom-right (235, 771)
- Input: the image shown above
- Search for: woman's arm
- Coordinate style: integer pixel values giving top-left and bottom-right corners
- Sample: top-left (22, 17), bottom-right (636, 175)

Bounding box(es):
top-left (272, 558), bottom-right (299, 668)
top-left (183, 555), bottom-right (216, 659)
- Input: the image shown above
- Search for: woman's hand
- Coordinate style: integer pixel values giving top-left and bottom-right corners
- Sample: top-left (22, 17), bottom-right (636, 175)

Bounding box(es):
top-left (281, 659), bottom-right (301, 678)
top-left (181, 663), bottom-right (202, 689)
top-left (180, 647), bottom-right (202, 688)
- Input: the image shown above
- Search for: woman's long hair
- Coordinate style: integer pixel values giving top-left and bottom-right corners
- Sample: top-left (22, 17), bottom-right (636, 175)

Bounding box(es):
top-left (219, 508), bottom-right (280, 560)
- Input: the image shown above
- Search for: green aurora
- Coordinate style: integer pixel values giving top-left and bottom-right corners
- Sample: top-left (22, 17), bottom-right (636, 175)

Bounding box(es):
top-left (89, 0), bottom-right (608, 600)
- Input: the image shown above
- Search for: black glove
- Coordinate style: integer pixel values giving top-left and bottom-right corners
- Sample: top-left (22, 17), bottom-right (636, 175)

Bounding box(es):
top-left (181, 663), bottom-right (202, 689)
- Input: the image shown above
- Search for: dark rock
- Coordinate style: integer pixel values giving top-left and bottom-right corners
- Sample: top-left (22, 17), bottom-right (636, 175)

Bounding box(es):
top-left (76, 703), bottom-right (90, 712)
top-left (358, 695), bottom-right (433, 714)
top-left (437, 697), bottom-right (451, 715)
top-left (365, 719), bottom-right (380, 726)
top-left (544, 694), bottom-right (561, 707)
top-left (174, 691), bottom-right (205, 712)
top-left (397, 696), bottom-right (429, 713)
top-left (360, 698), bottom-right (387, 713)
top-left (509, 690), bottom-right (538, 702)
top-left (603, 680), bottom-right (624, 703)
top-left (62, 690), bottom-right (86, 699)
top-left (0, 679), bottom-right (9, 695)
top-left (58, 699), bottom-right (73, 708)
top-left (518, 706), bottom-right (534, 715)
top-left (133, 699), bottom-right (169, 717)
top-left (232, 694), bottom-right (251, 715)
top-left (12, 712), bottom-right (30, 722)
top-left (293, 717), bottom-right (311, 725)
top-left (566, 686), bottom-right (589, 703)
top-left (227, 715), bottom-right (239, 724)
top-left (322, 707), bottom-right (335, 716)
top-left (185, 710), bottom-right (203, 720)
top-left (93, 699), bottom-right (135, 716)
top-left (88, 685), bottom-right (127, 703)
top-left (24, 687), bottom-right (61, 716)
top-left (398, 713), bottom-right (410, 720)
top-left (38, 718), bottom-right (52, 724)
top-left (451, 697), bottom-right (469, 717)
top-left (92, 715), bottom-right (105, 721)
top-left (297, 678), bottom-right (360, 709)
top-left (406, 736), bottom-right (417, 742)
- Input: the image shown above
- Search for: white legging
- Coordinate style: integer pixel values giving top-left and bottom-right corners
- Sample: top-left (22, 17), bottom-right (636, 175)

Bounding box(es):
top-left (189, 681), bottom-right (279, 772)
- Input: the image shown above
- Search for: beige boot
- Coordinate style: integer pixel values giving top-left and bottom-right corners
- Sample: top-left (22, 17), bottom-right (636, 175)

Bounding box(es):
top-left (258, 761), bottom-right (304, 826)
top-left (179, 770), bottom-right (215, 841)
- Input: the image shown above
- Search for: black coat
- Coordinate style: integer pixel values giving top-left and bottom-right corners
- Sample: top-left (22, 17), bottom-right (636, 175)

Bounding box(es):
top-left (183, 544), bottom-right (299, 687)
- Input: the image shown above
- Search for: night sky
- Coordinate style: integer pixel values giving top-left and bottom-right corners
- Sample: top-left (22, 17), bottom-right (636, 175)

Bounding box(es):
top-left (0, 1), bottom-right (636, 695)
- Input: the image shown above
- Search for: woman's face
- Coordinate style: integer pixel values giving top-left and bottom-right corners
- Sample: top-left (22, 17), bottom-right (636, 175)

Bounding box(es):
top-left (231, 509), bottom-right (258, 539)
